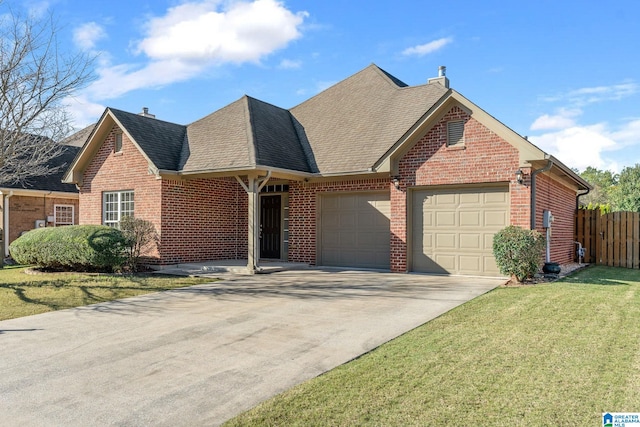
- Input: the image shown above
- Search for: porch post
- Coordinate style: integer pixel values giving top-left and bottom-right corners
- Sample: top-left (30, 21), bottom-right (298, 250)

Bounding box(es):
top-left (247, 175), bottom-right (259, 273)
top-left (236, 172), bottom-right (271, 274)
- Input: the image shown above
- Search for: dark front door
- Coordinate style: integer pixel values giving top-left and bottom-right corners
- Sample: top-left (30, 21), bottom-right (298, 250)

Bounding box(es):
top-left (260, 195), bottom-right (281, 259)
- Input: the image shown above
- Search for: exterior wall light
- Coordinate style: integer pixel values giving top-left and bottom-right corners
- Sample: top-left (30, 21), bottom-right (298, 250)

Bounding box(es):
top-left (515, 169), bottom-right (524, 185)
top-left (392, 176), bottom-right (401, 189)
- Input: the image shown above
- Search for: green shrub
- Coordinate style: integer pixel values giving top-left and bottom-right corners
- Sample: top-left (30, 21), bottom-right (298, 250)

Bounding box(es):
top-left (9, 225), bottom-right (127, 272)
top-left (492, 225), bottom-right (546, 282)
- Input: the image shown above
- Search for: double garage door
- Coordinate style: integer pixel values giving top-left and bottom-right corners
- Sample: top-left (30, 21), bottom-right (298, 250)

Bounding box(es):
top-left (411, 186), bottom-right (509, 276)
top-left (318, 186), bottom-right (509, 276)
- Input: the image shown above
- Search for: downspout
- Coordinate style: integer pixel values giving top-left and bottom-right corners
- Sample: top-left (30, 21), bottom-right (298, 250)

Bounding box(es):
top-left (576, 188), bottom-right (590, 210)
top-left (2, 191), bottom-right (14, 258)
top-left (43, 191), bottom-right (52, 226)
top-left (530, 159), bottom-right (553, 230)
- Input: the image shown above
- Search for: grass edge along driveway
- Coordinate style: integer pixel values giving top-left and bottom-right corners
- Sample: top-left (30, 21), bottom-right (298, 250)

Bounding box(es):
top-left (0, 266), bottom-right (213, 321)
top-left (225, 266), bottom-right (640, 427)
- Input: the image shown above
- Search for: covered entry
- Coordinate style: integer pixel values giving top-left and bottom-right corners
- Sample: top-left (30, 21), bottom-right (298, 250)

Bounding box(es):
top-left (411, 185), bottom-right (509, 276)
top-left (319, 192), bottom-right (391, 269)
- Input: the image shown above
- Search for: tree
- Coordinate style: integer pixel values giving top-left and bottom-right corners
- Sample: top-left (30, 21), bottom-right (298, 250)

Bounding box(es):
top-left (577, 166), bottom-right (618, 207)
top-left (611, 164), bottom-right (640, 212)
top-left (0, 1), bottom-right (93, 185)
top-left (119, 216), bottom-right (158, 272)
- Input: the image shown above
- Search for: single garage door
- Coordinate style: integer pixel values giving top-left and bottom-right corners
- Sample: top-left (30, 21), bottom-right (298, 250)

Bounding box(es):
top-left (319, 192), bottom-right (390, 269)
top-left (412, 186), bottom-right (509, 276)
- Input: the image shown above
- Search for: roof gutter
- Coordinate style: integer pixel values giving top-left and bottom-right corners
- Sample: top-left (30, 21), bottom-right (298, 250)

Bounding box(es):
top-left (530, 159), bottom-right (553, 229)
top-left (576, 188), bottom-right (591, 210)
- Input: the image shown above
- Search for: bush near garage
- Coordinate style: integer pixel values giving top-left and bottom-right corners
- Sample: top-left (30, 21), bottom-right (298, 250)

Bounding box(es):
top-left (9, 225), bottom-right (127, 272)
top-left (492, 225), bottom-right (546, 283)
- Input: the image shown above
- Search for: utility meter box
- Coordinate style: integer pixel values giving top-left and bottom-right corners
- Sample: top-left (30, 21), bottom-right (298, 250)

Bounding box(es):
top-left (35, 219), bottom-right (46, 228)
top-left (543, 210), bottom-right (554, 228)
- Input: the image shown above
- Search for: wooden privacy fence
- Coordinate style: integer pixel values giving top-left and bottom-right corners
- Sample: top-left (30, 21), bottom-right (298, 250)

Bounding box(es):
top-left (575, 210), bottom-right (640, 268)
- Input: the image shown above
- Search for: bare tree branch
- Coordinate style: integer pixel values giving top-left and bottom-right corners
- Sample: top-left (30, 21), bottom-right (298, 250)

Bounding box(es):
top-left (0, 1), bottom-right (94, 185)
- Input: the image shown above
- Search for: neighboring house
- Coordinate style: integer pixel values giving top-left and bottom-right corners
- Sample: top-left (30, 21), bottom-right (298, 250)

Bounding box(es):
top-left (1, 143), bottom-right (81, 256)
top-left (63, 65), bottom-right (590, 276)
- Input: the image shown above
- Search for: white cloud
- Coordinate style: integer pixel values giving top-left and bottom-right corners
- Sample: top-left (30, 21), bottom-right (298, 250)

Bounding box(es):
top-left (541, 82), bottom-right (638, 106)
top-left (530, 114), bottom-right (575, 131)
top-left (402, 37), bottom-right (452, 57)
top-left (88, 59), bottom-right (203, 100)
top-left (77, 0), bottom-right (307, 104)
top-left (136, 0), bottom-right (307, 64)
top-left (530, 80), bottom-right (640, 172)
top-left (278, 59), bottom-right (302, 69)
top-left (529, 125), bottom-right (620, 172)
top-left (530, 108), bottom-right (582, 131)
top-left (62, 95), bottom-right (106, 129)
top-left (73, 22), bottom-right (106, 50)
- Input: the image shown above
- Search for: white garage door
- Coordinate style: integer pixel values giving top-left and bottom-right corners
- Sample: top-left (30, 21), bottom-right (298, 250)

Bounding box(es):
top-left (319, 192), bottom-right (390, 269)
top-left (412, 186), bottom-right (509, 276)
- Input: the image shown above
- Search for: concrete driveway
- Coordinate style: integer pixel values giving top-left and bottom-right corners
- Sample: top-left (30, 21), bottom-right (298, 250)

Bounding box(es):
top-left (0, 270), bottom-right (503, 426)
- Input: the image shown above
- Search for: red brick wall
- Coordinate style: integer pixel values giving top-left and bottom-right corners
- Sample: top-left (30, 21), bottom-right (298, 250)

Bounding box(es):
top-left (392, 106), bottom-right (529, 272)
top-left (6, 195), bottom-right (79, 244)
top-left (534, 173), bottom-right (577, 264)
top-left (159, 178), bottom-right (247, 264)
top-left (78, 124), bottom-right (163, 253)
top-left (79, 125), bottom-right (249, 264)
top-left (288, 179), bottom-right (390, 265)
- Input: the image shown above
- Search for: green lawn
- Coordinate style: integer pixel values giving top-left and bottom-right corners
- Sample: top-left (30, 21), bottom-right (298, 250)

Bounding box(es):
top-left (0, 266), bottom-right (212, 321)
top-left (225, 266), bottom-right (640, 426)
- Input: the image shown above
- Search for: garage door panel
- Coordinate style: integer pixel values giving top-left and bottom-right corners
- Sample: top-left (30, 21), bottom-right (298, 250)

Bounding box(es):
top-left (436, 193), bottom-right (456, 206)
top-left (412, 186), bottom-right (509, 276)
top-left (320, 193), bottom-right (390, 269)
top-left (460, 233), bottom-right (481, 249)
top-left (435, 254), bottom-right (456, 270)
top-left (436, 211), bottom-right (456, 226)
top-left (485, 211), bottom-right (507, 227)
top-left (484, 256), bottom-right (499, 273)
top-left (460, 192), bottom-right (481, 204)
top-left (485, 191), bottom-right (508, 204)
top-left (460, 211), bottom-right (481, 227)
top-left (459, 255), bottom-right (481, 274)
top-left (436, 233), bottom-right (456, 249)
top-left (483, 233), bottom-right (496, 250)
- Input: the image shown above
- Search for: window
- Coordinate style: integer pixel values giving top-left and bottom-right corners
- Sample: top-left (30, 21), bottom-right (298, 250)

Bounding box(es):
top-left (447, 120), bottom-right (465, 147)
top-left (103, 191), bottom-right (134, 228)
top-left (114, 132), bottom-right (123, 152)
top-left (54, 205), bottom-right (74, 226)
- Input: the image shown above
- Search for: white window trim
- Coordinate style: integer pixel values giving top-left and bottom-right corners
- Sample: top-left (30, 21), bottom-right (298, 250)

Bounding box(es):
top-left (103, 190), bottom-right (134, 228)
top-left (54, 204), bottom-right (75, 226)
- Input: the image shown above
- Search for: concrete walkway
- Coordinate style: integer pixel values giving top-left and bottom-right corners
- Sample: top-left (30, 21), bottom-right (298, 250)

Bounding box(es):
top-left (0, 270), bottom-right (504, 426)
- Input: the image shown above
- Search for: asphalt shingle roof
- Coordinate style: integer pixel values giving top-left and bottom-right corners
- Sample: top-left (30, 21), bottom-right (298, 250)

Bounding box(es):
top-left (6, 145), bottom-right (80, 193)
top-left (90, 64), bottom-right (448, 176)
top-left (109, 108), bottom-right (187, 171)
top-left (61, 123), bottom-right (95, 148)
top-left (290, 64), bottom-right (448, 174)
top-left (182, 96), bottom-right (312, 173)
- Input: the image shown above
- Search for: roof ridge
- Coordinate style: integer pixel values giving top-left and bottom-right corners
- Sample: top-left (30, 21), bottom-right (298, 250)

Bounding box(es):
top-left (106, 107), bottom-right (184, 127)
top-left (370, 64), bottom-right (409, 88)
top-left (243, 96), bottom-right (258, 167)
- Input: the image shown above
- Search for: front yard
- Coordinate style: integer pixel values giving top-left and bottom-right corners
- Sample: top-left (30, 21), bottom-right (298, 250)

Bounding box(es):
top-left (225, 266), bottom-right (640, 426)
top-left (0, 266), bottom-right (212, 321)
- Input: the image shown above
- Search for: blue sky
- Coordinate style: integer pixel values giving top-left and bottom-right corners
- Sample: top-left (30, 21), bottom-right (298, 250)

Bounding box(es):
top-left (8, 0), bottom-right (640, 173)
